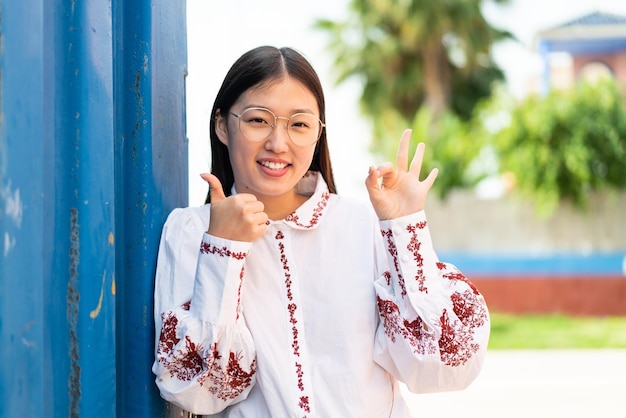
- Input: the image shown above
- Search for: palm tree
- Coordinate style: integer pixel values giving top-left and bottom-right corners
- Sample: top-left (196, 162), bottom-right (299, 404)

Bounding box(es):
top-left (316, 0), bottom-right (511, 152)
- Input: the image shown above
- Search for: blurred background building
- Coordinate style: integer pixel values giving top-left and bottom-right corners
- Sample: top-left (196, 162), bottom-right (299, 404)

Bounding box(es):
top-left (531, 11), bottom-right (626, 94)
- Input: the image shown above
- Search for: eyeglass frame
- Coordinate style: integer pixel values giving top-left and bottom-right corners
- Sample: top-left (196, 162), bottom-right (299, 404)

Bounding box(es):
top-left (229, 107), bottom-right (325, 146)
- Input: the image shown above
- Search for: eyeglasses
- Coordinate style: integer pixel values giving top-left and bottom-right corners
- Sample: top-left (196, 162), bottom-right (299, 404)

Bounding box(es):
top-left (230, 107), bottom-right (325, 147)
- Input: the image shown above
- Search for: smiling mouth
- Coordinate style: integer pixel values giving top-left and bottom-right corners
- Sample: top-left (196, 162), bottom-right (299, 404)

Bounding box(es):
top-left (258, 161), bottom-right (289, 170)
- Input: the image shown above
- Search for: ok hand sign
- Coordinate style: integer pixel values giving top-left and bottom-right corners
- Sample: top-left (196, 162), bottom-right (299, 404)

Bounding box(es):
top-left (365, 129), bottom-right (438, 220)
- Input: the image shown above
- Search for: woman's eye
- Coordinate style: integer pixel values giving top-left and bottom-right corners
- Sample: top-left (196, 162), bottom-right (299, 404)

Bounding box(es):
top-left (244, 115), bottom-right (270, 125)
top-left (291, 115), bottom-right (316, 130)
top-left (243, 109), bottom-right (274, 125)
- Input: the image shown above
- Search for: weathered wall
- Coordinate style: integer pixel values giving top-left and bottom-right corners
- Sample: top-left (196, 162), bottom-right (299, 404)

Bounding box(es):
top-left (425, 190), bottom-right (626, 254)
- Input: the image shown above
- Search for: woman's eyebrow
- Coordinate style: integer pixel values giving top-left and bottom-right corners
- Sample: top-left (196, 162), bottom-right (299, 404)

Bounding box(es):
top-left (241, 104), bottom-right (317, 114)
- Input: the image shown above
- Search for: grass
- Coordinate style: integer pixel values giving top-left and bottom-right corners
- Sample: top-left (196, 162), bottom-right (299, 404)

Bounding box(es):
top-left (487, 312), bottom-right (626, 349)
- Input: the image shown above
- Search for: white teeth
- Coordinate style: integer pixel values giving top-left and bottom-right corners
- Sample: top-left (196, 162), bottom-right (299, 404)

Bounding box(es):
top-left (260, 161), bottom-right (288, 170)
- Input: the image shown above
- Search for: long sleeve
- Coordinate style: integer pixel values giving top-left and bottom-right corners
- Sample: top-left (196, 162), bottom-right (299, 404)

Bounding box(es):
top-left (152, 208), bottom-right (257, 415)
top-left (373, 210), bottom-right (490, 394)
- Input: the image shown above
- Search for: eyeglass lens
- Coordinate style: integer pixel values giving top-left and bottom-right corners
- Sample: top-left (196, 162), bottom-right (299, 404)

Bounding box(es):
top-left (238, 108), bottom-right (322, 146)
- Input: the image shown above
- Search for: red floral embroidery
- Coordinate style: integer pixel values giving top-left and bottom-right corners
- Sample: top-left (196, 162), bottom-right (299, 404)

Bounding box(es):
top-left (381, 229), bottom-right (406, 297)
top-left (451, 289), bottom-right (488, 329)
top-left (407, 221), bottom-right (427, 231)
top-left (236, 265), bottom-right (245, 320)
top-left (287, 303), bottom-right (301, 356)
top-left (200, 242), bottom-right (247, 260)
top-left (378, 222), bottom-right (485, 368)
top-left (299, 396), bottom-right (311, 413)
top-left (295, 362), bottom-right (305, 391)
top-left (376, 296), bottom-right (437, 355)
top-left (157, 311), bottom-right (205, 380)
top-left (157, 310), bottom-right (181, 357)
top-left (383, 271), bottom-right (392, 286)
top-left (404, 317), bottom-right (438, 356)
top-left (376, 297), bottom-right (402, 342)
top-left (203, 343), bottom-right (257, 401)
top-left (406, 222), bottom-right (428, 293)
top-left (170, 336), bottom-right (205, 380)
top-left (285, 191), bottom-right (330, 229)
top-left (275, 230), bottom-right (311, 414)
top-left (157, 311), bottom-right (256, 400)
top-left (438, 309), bottom-right (480, 367)
top-left (440, 264), bottom-right (480, 295)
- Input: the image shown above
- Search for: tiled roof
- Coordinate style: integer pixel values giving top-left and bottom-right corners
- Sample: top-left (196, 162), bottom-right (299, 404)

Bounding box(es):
top-left (535, 10), bottom-right (626, 54)
top-left (557, 11), bottom-right (626, 28)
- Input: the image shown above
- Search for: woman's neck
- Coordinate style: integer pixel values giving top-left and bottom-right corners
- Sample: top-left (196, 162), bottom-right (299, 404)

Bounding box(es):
top-left (260, 192), bottom-right (308, 221)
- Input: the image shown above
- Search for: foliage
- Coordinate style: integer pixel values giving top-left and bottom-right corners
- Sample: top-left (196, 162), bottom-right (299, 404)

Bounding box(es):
top-left (315, 0), bottom-right (512, 155)
top-left (409, 106), bottom-right (489, 199)
top-left (488, 312), bottom-right (626, 349)
top-left (405, 79), bottom-right (626, 210)
top-left (493, 79), bottom-right (626, 216)
top-left (317, 1), bottom-right (626, 211)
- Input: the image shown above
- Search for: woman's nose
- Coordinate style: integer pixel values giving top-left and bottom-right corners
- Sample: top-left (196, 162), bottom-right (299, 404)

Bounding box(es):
top-left (265, 119), bottom-right (290, 152)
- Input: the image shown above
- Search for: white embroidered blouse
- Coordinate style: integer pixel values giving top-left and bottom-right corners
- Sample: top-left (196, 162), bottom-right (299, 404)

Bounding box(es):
top-left (152, 171), bottom-right (490, 418)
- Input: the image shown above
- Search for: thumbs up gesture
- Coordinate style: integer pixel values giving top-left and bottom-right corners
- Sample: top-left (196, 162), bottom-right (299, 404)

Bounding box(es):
top-left (200, 173), bottom-right (268, 243)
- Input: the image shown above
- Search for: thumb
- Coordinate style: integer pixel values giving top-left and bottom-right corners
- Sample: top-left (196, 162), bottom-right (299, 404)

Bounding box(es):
top-left (200, 173), bottom-right (226, 202)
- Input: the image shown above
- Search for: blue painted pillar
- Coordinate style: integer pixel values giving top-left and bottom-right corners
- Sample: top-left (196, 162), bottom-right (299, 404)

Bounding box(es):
top-left (0, 0), bottom-right (187, 415)
top-left (113, 0), bottom-right (188, 415)
top-left (538, 39), bottom-right (551, 97)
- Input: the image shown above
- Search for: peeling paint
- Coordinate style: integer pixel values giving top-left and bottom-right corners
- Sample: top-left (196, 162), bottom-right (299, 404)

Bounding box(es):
top-left (20, 320), bottom-right (36, 349)
top-left (20, 338), bottom-right (36, 349)
top-left (111, 273), bottom-right (116, 296)
top-left (89, 271), bottom-right (107, 319)
top-left (4, 232), bottom-right (15, 257)
top-left (67, 208), bottom-right (81, 416)
top-left (108, 232), bottom-right (114, 245)
top-left (1, 181), bottom-right (23, 227)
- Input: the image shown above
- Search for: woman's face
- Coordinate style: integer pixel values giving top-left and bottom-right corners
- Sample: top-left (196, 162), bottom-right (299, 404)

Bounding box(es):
top-left (216, 76), bottom-right (320, 202)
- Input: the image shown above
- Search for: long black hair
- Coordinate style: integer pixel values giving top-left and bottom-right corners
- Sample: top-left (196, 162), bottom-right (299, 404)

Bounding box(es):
top-left (206, 46), bottom-right (337, 203)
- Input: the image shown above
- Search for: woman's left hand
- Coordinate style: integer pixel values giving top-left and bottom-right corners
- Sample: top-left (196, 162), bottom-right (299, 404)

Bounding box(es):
top-left (365, 129), bottom-right (438, 220)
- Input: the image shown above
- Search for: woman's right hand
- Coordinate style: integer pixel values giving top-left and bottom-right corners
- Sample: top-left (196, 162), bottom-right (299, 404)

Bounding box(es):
top-left (200, 173), bottom-right (268, 242)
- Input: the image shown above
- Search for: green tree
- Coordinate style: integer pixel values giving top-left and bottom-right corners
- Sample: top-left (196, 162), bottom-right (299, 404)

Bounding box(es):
top-left (316, 0), bottom-right (511, 159)
top-left (493, 79), bottom-right (626, 216)
top-left (410, 105), bottom-right (489, 199)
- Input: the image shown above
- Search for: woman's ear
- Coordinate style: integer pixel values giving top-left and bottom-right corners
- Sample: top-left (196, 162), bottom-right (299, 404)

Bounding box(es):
top-left (215, 109), bottom-right (229, 146)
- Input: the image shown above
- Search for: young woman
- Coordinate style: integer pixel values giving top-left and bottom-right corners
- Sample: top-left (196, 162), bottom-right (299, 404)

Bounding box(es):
top-left (152, 46), bottom-right (490, 417)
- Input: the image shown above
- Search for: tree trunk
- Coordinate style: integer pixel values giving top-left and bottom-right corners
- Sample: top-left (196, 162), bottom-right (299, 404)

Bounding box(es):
top-left (421, 39), bottom-right (451, 119)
